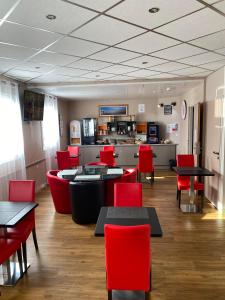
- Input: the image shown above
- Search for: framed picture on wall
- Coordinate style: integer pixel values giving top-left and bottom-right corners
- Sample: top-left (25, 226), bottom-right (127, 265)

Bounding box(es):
top-left (99, 104), bottom-right (128, 116)
top-left (164, 105), bottom-right (172, 115)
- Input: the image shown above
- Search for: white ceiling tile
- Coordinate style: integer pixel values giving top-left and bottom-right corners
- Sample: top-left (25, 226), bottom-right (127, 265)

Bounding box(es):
top-left (31, 51), bottom-right (80, 66)
top-left (121, 55), bottom-right (167, 68)
top-left (118, 31), bottom-right (179, 54)
top-left (107, 0), bottom-right (203, 29)
top-left (29, 74), bottom-right (76, 83)
top-left (0, 43), bottom-right (38, 59)
top-left (151, 62), bottom-right (189, 72)
top-left (110, 75), bottom-right (135, 80)
top-left (48, 36), bottom-right (107, 57)
top-left (189, 70), bottom-right (213, 77)
top-left (171, 66), bottom-right (208, 76)
top-left (89, 47), bottom-right (140, 63)
top-left (72, 15), bottom-right (145, 45)
top-left (82, 71), bottom-right (114, 79)
top-left (153, 44), bottom-right (206, 60)
top-left (9, 0), bottom-right (97, 35)
top-left (0, 22), bottom-right (60, 49)
top-left (156, 8), bottom-right (225, 41)
top-left (198, 59), bottom-right (225, 70)
top-left (6, 69), bottom-right (42, 80)
top-left (101, 65), bottom-right (138, 74)
top-left (149, 73), bottom-right (179, 79)
top-left (69, 0), bottom-right (121, 11)
top-left (215, 47), bottom-right (225, 55)
top-left (0, 0), bottom-right (18, 18)
top-left (190, 30), bottom-right (225, 50)
top-left (11, 61), bottom-right (55, 73)
top-left (127, 69), bottom-right (160, 78)
top-left (52, 67), bottom-right (89, 77)
top-left (68, 58), bottom-right (112, 71)
top-left (0, 57), bottom-right (18, 73)
top-left (179, 52), bottom-right (225, 65)
top-left (213, 1), bottom-right (225, 13)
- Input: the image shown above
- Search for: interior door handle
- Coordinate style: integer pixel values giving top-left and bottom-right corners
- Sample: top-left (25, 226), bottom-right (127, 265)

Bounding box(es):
top-left (213, 151), bottom-right (219, 155)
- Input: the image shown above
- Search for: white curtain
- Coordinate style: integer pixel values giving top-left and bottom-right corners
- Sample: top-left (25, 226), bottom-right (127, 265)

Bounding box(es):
top-left (0, 80), bottom-right (26, 201)
top-left (42, 94), bottom-right (60, 171)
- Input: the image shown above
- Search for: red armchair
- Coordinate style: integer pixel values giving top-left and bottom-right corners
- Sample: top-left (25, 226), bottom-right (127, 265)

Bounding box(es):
top-left (47, 170), bottom-right (72, 214)
top-left (100, 150), bottom-right (116, 167)
top-left (5, 180), bottom-right (38, 271)
top-left (176, 154), bottom-right (204, 208)
top-left (104, 224), bottom-right (151, 300)
top-left (67, 146), bottom-right (79, 168)
top-left (137, 149), bottom-right (154, 184)
top-left (56, 151), bottom-right (72, 170)
top-left (103, 146), bottom-right (115, 152)
top-left (114, 183), bottom-right (142, 207)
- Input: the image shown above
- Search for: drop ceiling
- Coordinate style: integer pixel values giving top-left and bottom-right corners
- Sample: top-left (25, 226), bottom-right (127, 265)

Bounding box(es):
top-left (0, 0), bottom-right (224, 99)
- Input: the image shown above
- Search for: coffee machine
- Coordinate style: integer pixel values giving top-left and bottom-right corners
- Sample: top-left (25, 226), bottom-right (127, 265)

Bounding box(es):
top-left (81, 118), bottom-right (97, 145)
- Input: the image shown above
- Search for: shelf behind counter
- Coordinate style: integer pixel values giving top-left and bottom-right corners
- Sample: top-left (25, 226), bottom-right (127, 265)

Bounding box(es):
top-left (76, 144), bottom-right (177, 169)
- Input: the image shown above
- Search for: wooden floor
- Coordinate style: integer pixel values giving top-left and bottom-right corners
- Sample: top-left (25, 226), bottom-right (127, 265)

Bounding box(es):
top-left (1, 170), bottom-right (225, 300)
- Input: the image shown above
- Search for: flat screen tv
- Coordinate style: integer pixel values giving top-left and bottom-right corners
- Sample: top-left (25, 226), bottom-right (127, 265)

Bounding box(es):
top-left (23, 90), bottom-right (45, 121)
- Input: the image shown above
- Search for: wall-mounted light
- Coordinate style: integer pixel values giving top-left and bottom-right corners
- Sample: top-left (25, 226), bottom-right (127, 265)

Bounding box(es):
top-left (158, 102), bottom-right (176, 108)
top-left (171, 102), bottom-right (176, 106)
top-left (157, 103), bottom-right (164, 108)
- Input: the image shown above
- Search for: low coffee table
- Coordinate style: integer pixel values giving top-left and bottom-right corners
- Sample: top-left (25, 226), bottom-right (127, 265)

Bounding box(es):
top-left (95, 207), bottom-right (162, 237)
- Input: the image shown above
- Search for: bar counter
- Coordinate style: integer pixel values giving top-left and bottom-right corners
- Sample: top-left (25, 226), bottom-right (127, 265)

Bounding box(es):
top-left (76, 144), bottom-right (177, 168)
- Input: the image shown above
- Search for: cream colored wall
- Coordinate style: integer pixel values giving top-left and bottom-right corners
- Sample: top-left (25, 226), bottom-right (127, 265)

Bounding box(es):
top-left (58, 99), bottom-right (70, 150)
top-left (204, 67), bottom-right (225, 210)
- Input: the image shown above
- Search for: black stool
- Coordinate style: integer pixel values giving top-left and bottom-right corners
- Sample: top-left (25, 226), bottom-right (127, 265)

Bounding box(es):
top-left (69, 181), bottom-right (104, 224)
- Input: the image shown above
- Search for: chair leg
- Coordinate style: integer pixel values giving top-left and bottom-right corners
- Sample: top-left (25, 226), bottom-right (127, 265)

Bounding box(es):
top-left (17, 247), bottom-right (23, 277)
top-left (145, 292), bottom-right (150, 300)
top-left (22, 242), bottom-right (28, 272)
top-left (32, 227), bottom-right (39, 251)
top-left (176, 187), bottom-right (179, 201)
top-left (178, 190), bottom-right (181, 208)
top-left (151, 170), bottom-right (154, 184)
top-left (200, 191), bottom-right (204, 213)
top-left (108, 290), bottom-right (112, 300)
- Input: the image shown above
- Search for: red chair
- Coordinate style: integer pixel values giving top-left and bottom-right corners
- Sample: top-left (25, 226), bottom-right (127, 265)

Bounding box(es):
top-left (0, 238), bottom-right (23, 279)
top-left (6, 180), bottom-right (38, 271)
top-left (100, 150), bottom-right (116, 167)
top-left (105, 168), bottom-right (137, 206)
top-left (67, 146), bottom-right (79, 168)
top-left (137, 149), bottom-right (154, 184)
top-left (176, 154), bottom-right (204, 209)
top-left (114, 183), bottom-right (142, 207)
top-left (105, 224), bottom-right (151, 300)
top-left (56, 151), bottom-right (72, 170)
top-left (139, 144), bottom-right (152, 151)
top-left (47, 170), bottom-right (71, 214)
top-left (103, 146), bottom-right (115, 152)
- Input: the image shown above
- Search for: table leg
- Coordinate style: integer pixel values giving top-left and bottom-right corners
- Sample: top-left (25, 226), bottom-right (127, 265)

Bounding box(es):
top-left (180, 176), bottom-right (198, 213)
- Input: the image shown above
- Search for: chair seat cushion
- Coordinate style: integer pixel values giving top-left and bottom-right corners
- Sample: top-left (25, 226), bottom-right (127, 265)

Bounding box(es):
top-left (136, 164), bottom-right (154, 172)
top-left (178, 180), bottom-right (204, 191)
top-left (0, 238), bottom-right (21, 264)
top-left (0, 221), bottom-right (34, 242)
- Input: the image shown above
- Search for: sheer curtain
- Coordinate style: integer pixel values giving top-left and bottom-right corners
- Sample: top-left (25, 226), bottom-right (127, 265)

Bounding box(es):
top-left (0, 80), bottom-right (26, 201)
top-left (42, 94), bottom-right (60, 171)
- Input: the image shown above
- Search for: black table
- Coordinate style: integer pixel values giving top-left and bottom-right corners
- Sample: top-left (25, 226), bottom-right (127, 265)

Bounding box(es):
top-left (95, 207), bottom-right (162, 237)
top-left (0, 201), bottom-right (38, 286)
top-left (173, 167), bottom-right (215, 213)
top-left (96, 152), bottom-right (119, 159)
top-left (134, 152), bottom-right (157, 158)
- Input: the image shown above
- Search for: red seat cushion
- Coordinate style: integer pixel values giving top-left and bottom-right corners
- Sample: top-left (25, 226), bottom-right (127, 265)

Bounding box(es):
top-left (177, 179), bottom-right (204, 191)
top-left (0, 238), bottom-right (21, 264)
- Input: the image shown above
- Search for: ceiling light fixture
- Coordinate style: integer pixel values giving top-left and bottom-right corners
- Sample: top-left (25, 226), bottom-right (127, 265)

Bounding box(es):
top-left (46, 14), bottom-right (56, 20)
top-left (149, 7), bottom-right (160, 14)
top-left (166, 87), bottom-right (171, 91)
top-left (96, 75), bottom-right (100, 78)
top-left (142, 61), bottom-right (148, 65)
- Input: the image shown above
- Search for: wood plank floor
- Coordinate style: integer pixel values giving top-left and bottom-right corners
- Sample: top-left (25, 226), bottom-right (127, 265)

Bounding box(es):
top-left (1, 170), bottom-right (225, 300)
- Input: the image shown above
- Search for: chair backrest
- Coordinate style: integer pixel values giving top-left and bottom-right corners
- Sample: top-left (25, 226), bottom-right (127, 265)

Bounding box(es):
top-left (176, 154), bottom-right (194, 181)
top-left (114, 183), bottom-right (142, 207)
top-left (139, 144), bottom-right (152, 151)
top-left (56, 151), bottom-right (71, 170)
top-left (46, 170), bottom-right (71, 214)
top-left (104, 224), bottom-right (151, 291)
top-left (103, 146), bottom-right (115, 152)
top-left (67, 145), bottom-right (79, 156)
top-left (100, 150), bottom-right (115, 166)
top-left (8, 180), bottom-right (35, 202)
top-left (138, 149), bottom-right (154, 173)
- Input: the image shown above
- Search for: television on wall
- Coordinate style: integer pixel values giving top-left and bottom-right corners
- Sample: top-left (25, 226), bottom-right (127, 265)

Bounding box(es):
top-left (23, 90), bottom-right (45, 121)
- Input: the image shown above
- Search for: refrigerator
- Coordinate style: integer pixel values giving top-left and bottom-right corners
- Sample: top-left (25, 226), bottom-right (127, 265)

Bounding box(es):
top-left (81, 118), bottom-right (97, 145)
top-left (70, 120), bottom-right (81, 145)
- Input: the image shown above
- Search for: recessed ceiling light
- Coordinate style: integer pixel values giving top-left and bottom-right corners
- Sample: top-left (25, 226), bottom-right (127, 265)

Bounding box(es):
top-left (166, 87), bottom-right (171, 91)
top-left (35, 66), bottom-right (40, 69)
top-left (149, 7), bottom-right (160, 14)
top-left (46, 14), bottom-right (56, 20)
top-left (142, 61), bottom-right (148, 65)
top-left (96, 75), bottom-right (100, 78)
